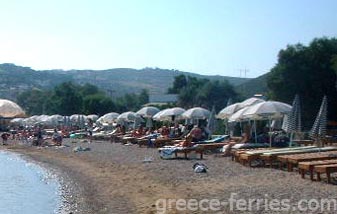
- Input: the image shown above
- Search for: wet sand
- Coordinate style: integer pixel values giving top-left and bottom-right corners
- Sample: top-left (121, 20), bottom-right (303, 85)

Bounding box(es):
top-left (3, 138), bottom-right (337, 214)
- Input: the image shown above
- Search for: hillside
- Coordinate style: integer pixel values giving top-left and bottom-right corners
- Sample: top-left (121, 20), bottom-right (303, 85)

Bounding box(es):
top-left (235, 72), bottom-right (270, 98)
top-left (0, 63), bottom-right (250, 100)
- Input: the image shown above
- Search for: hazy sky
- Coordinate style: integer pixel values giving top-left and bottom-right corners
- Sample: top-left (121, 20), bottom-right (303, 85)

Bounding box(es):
top-left (1, 0), bottom-right (336, 77)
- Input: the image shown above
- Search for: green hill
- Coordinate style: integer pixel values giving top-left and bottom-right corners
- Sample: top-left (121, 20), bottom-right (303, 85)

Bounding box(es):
top-left (0, 63), bottom-right (250, 100)
top-left (235, 72), bottom-right (270, 98)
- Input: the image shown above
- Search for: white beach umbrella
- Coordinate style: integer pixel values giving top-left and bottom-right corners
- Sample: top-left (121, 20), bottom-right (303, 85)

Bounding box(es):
top-left (97, 112), bottom-right (120, 123)
top-left (155, 107), bottom-right (186, 121)
top-left (0, 99), bottom-right (25, 117)
top-left (153, 110), bottom-right (167, 121)
top-left (217, 97), bottom-right (264, 119)
top-left (117, 111), bottom-right (141, 122)
top-left (10, 118), bottom-right (25, 125)
top-left (238, 97), bottom-right (265, 109)
top-left (217, 103), bottom-right (242, 119)
top-left (243, 101), bottom-right (292, 147)
top-left (243, 101), bottom-right (292, 120)
top-left (182, 107), bottom-right (210, 120)
top-left (228, 106), bottom-right (252, 122)
top-left (136, 106), bottom-right (160, 118)
top-left (87, 114), bottom-right (99, 122)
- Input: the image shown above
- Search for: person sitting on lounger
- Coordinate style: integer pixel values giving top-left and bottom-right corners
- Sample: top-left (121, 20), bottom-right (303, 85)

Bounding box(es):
top-left (52, 129), bottom-right (62, 146)
top-left (189, 125), bottom-right (203, 142)
top-left (160, 126), bottom-right (170, 138)
top-left (174, 134), bottom-right (193, 147)
top-left (223, 124), bottom-right (251, 156)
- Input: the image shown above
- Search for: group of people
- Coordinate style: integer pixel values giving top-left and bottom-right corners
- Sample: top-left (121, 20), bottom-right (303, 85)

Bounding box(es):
top-left (1, 126), bottom-right (65, 146)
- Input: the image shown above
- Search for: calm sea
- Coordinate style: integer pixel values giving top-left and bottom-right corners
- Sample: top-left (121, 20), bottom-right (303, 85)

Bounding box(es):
top-left (0, 151), bottom-right (60, 214)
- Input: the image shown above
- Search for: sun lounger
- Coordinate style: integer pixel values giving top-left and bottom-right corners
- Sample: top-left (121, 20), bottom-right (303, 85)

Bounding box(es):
top-left (237, 147), bottom-right (315, 167)
top-left (196, 135), bottom-right (228, 144)
top-left (278, 151), bottom-right (337, 172)
top-left (245, 146), bottom-right (316, 155)
top-left (158, 142), bottom-right (226, 160)
top-left (314, 164), bottom-right (337, 183)
top-left (158, 146), bottom-right (204, 159)
top-left (260, 147), bottom-right (337, 167)
top-left (299, 159), bottom-right (337, 181)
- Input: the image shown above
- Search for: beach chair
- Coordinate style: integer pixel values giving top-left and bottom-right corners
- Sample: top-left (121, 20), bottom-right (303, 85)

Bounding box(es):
top-left (278, 151), bottom-right (337, 172)
top-left (314, 164), bottom-right (337, 183)
top-left (260, 147), bottom-right (337, 168)
top-left (298, 159), bottom-right (337, 180)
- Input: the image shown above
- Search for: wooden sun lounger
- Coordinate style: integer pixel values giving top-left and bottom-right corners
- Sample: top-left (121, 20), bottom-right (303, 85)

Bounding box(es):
top-left (314, 164), bottom-right (337, 183)
top-left (245, 146), bottom-right (316, 155)
top-left (238, 147), bottom-right (316, 167)
top-left (278, 151), bottom-right (337, 172)
top-left (172, 143), bottom-right (227, 159)
top-left (121, 136), bottom-right (136, 144)
top-left (173, 147), bottom-right (204, 159)
top-left (299, 160), bottom-right (337, 181)
top-left (155, 138), bottom-right (181, 147)
top-left (260, 147), bottom-right (337, 167)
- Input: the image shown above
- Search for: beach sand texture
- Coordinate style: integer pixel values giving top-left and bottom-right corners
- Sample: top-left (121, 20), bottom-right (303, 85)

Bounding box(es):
top-left (3, 139), bottom-right (337, 214)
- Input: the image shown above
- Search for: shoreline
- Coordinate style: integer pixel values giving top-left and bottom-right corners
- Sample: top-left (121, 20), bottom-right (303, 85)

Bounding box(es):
top-left (3, 145), bottom-right (109, 214)
top-left (1, 147), bottom-right (93, 214)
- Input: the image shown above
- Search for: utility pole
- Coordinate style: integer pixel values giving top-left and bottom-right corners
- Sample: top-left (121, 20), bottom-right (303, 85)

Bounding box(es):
top-left (238, 68), bottom-right (249, 95)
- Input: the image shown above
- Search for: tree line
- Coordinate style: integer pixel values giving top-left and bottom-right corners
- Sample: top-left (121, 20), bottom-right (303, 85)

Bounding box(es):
top-left (17, 82), bottom-right (149, 116)
top-left (267, 37), bottom-right (337, 129)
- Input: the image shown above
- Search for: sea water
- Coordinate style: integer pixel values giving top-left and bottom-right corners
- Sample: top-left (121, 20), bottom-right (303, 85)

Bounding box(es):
top-left (0, 151), bottom-right (60, 214)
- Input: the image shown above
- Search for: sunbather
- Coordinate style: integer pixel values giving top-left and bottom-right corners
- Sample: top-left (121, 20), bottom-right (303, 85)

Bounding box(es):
top-left (223, 124), bottom-right (251, 156)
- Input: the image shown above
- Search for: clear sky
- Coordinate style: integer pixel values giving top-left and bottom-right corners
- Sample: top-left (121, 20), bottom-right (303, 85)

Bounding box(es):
top-left (1, 0), bottom-right (336, 78)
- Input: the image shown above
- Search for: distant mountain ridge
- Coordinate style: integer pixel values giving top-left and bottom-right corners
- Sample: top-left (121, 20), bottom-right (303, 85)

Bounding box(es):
top-left (0, 63), bottom-right (251, 100)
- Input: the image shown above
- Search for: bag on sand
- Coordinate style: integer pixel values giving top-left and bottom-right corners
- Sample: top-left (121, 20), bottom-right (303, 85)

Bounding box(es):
top-left (193, 163), bottom-right (208, 173)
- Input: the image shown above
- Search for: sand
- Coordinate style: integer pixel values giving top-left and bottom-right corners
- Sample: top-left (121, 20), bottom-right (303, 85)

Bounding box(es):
top-left (3, 138), bottom-right (337, 214)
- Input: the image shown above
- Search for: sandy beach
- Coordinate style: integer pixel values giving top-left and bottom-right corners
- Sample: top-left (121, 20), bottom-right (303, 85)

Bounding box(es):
top-left (2, 138), bottom-right (337, 214)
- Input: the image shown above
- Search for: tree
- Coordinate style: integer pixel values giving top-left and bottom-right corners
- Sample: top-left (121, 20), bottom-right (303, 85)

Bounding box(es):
top-left (82, 94), bottom-right (115, 115)
top-left (169, 75), bottom-right (238, 111)
top-left (48, 82), bottom-right (83, 115)
top-left (138, 89), bottom-right (149, 105)
top-left (267, 37), bottom-right (337, 128)
top-left (168, 74), bottom-right (187, 94)
top-left (17, 88), bottom-right (47, 115)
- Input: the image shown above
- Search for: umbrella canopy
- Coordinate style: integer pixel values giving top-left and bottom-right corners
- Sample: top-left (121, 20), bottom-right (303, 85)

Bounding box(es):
top-left (70, 114), bottom-right (87, 123)
top-left (10, 118), bottom-right (25, 125)
top-left (238, 97), bottom-right (265, 109)
top-left (153, 110), bottom-right (167, 121)
top-left (286, 94), bottom-right (302, 133)
top-left (243, 101), bottom-right (292, 120)
top-left (310, 96), bottom-right (328, 140)
top-left (87, 114), bottom-right (99, 122)
top-left (217, 103), bottom-right (242, 119)
top-left (228, 106), bottom-right (252, 122)
top-left (154, 107), bottom-right (186, 121)
top-left (0, 99), bottom-right (25, 118)
top-left (217, 97), bottom-right (264, 119)
top-left (182, 107), bottom-right (211, 120)
top-left (117, 111), bottom-right (141, 122)
top-left (136, 106), bottom-right (160, 118)
top-left (97, 112), bottom-right (120, 123)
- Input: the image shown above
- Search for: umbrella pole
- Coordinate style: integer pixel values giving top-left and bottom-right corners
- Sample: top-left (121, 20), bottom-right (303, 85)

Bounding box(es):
top-left (269, 118), bottom-right (272, 148)
top-left (254, 120), bottom-right (257, 143)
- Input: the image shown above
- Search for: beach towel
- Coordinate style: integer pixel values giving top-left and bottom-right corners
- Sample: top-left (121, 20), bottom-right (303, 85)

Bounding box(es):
top-left (159, 147), bottom-right (177, 159)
